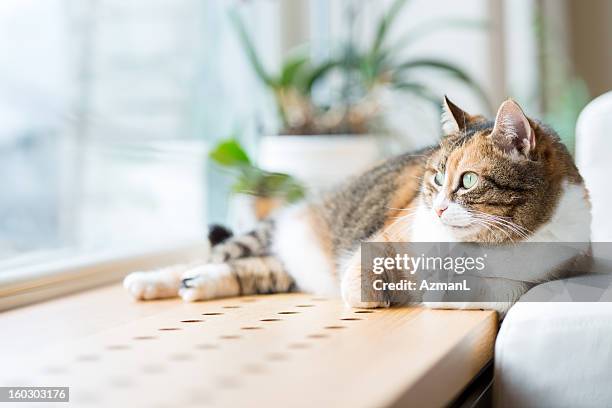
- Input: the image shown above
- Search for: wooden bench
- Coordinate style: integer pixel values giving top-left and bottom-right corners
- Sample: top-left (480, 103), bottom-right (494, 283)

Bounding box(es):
top-left (0, 285), bottom-right (497, 407)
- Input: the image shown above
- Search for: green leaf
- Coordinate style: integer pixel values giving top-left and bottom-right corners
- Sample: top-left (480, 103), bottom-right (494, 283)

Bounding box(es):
top-left (231, 165), bottom-right (306, 202)
top-left (361, 50), bottom-right (391, 86)
top-left (209, 138), bottom-right (251, 167)
top-left (263, 172), bottom-right (305, 202)
top-left (394, 58), bottom-right (491, 111)
top-left (303, 59), bottom-right (341, 94)
top-left (279, 54), bottom-right (309, 88)
top-left (229, 10), bottom-right (276, 88)
top-left (232, 166), bottom-right (264, 195)
top-left (371, 0), bottom-right (410, 55)
top-left (278, 177), bottom-right (306, 202)
top-left (544, 78), bottom-right (590, 153)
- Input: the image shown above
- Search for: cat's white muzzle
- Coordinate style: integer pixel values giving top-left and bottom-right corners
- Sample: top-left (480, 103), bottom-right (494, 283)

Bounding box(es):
top-left (436, 203), bottom-right (479, 238)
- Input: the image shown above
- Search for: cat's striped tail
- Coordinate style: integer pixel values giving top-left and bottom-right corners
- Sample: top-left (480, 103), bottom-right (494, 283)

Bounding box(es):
top-left (207, 220), bottom-right (275, 263)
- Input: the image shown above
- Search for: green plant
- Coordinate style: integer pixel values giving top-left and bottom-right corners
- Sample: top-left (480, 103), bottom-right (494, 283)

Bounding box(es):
top-left (357, 0), bottom-right (488, 97)
top-left (533, 4), bottom-right (590, 154)
top-left (231, 0), bottom-right (489, 136)
top-left (230, 10), bottom-right (337, 135)
top-left (543, 78), bottom-right (590, 154)
top-left (210, 138), bottom-right (305, 202)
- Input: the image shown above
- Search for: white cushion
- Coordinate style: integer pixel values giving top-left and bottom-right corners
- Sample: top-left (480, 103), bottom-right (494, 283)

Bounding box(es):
top-left (494, 274), bottom-right (612, 407)
top-left (576, 91), bottom-right (612, 242)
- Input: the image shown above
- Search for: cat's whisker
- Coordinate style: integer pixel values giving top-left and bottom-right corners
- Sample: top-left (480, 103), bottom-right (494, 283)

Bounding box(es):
top-left (470, 217), bottom-right (515, 242)
top-left (476, 213), bottom-right (531, 234)
top-left (479, 216), bottom-right (531, 239)
top-left (472, 217), bottom-right (527, 241)
top-left (469, 210), bottom-right (531, 233)
top-left (468, 210), bottom-right (532, 239)
top-left (471, 220), bottom-right (496, 237)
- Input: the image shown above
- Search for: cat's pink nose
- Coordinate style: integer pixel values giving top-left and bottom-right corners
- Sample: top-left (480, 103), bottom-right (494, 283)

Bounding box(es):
top-left (436, 206), bottom-right (448, 217)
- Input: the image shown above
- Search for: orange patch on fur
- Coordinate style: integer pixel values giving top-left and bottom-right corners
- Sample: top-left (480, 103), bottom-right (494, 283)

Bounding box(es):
top-left (385, 163), bottom-right (424, 228)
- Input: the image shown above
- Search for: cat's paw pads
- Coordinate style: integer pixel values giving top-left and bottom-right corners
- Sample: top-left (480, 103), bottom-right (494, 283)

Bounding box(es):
top-left (179, 263), bottom-right (238, 302)
top-left (123, 269), bottom-right (182, 300)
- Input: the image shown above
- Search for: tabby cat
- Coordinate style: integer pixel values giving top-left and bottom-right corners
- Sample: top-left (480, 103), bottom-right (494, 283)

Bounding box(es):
top-left (124, 98), bottom-right (591, 314)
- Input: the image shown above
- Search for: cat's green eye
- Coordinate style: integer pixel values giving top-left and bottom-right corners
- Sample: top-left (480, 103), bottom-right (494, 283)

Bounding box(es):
top-left (434, 172), bottom-right (444, 186)
top-left (461, 172), bottom-right (478, 189)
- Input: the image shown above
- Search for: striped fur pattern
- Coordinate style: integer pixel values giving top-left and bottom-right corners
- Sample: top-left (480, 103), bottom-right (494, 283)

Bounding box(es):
top-left (209, 220), bottom-right (275, 262)
top-left (179, 256), bottom-right (295, 302)
top-left (179, 220), bottom-right (295, 301)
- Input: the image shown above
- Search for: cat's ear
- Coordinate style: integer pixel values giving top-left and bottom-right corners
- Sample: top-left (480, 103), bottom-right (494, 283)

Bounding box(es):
top-left (441, 96), bottom-right (473, 134)
top-left (491, 99), bottom-right (536, 158)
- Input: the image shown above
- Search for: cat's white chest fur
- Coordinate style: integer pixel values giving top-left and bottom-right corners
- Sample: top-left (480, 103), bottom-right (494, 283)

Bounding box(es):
top-left (527, 182), bottom-right (591, 243)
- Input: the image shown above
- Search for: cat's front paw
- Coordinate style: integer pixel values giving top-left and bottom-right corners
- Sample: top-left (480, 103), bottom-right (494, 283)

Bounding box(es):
top-left (179, 263), bottom-right (240, 302)
top-left (123, 264), bottom-right (189, 300)
top-left (340, 273), bottom-right (389, 309)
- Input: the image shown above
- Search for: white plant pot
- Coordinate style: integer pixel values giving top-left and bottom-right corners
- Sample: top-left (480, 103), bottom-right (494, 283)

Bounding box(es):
top-left (258, 135), bottom-right (381, 192)
top-left (228, 194), bottom-right (285, 233)
top-left (227, 194), bottom-right (259, 234)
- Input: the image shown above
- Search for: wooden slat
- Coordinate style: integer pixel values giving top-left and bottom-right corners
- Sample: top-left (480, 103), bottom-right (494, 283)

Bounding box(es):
top-left (0, 285), bottom-right (497, 408)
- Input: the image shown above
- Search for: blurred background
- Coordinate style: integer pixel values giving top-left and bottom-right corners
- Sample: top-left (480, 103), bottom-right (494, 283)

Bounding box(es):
top-left (0, 0), bottom-right (610, 264)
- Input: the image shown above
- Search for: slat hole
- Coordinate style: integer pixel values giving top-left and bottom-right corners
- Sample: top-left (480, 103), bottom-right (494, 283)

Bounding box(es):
top-left (195, 344), bottom-right (219, 350)
top-left (340, 317), bottom-right (362, 321)
top-left (158, 327), bottom-right (181, 331)
top-left (278, 311), bottom-right (299, 315)
top-left (288, 342), bottom-right (311, 349)
top-left (181, 319), bottom-right (204, 323)
top-left (243, 363), bottom-right (265, 374)
top-left (220, 335), bottom-right (241, 340)
top-left (217, 377), bottom-right (241, 389)
top-left (106, 344), bottom-right (131, 350)
top-left (169, 353), bottom-right (193, 361)
top-left (354, 310), bottom-right (375, 314)
top-left (241, 326), bottom-right (263, 330)
top-left (324, 325), bottom-right (346, 330)
top-left (266, 352), bottom-right (288, 361)
top-left (260, 318), bottom-right (282, 322)
top-left (202, 312), bottom-right (223, 316)
top-left (307, 334), bottom-right (329, 339)
top-left (133, 336), bottom-right (157, 340)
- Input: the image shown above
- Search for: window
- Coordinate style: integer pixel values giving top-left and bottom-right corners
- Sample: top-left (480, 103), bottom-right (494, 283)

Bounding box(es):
top-left (0, 0), bottom-right (277, 273)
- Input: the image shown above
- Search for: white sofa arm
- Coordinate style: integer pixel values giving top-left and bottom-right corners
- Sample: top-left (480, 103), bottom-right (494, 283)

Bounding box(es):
top-left (575, 91), bottom-right (612, 242)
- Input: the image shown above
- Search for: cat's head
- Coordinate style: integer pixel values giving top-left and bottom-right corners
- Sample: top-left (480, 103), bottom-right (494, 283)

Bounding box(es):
top-left (420, 97), bottom-right (584, 243)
